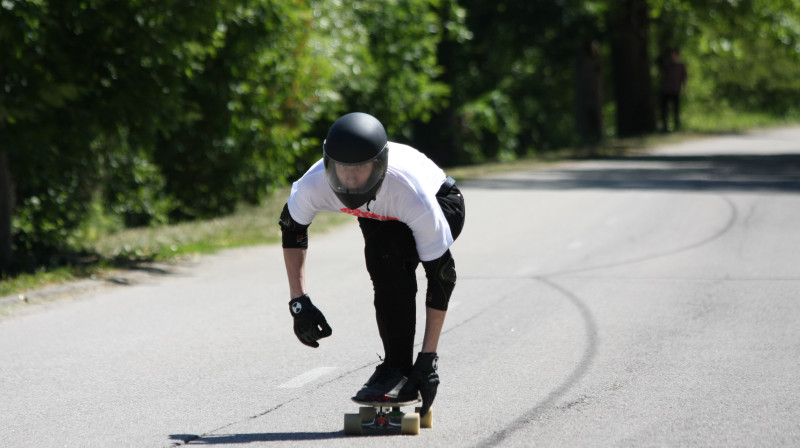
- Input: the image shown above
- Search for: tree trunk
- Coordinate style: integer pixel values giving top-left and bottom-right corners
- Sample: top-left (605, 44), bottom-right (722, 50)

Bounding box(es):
top-left (609, 0), bottom-right (656, 137)
top-left (575, 39), bottom-right (605, 144)
top-left (0, 150), bottom-right (13, 272)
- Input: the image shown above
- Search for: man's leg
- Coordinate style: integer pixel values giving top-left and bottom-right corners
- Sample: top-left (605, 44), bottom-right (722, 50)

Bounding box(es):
top-left (660, 92), bottom-right (670, 132)
top-left (359, 218), bottom-right (419, 376)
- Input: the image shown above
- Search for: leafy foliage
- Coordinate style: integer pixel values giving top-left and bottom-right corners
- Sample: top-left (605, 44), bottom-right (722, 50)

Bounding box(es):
top-left (1, 0), bottom-right (799, 272)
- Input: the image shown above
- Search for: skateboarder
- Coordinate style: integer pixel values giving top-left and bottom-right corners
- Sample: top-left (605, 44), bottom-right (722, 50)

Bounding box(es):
top-left (280, 112), bottom-right (465, 416)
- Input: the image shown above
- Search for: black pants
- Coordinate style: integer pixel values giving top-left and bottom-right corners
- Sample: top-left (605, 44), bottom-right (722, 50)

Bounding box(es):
top-left (660, 92), bottom-right (681, 131)
top-left (358, 183), bottom-right (465, 375)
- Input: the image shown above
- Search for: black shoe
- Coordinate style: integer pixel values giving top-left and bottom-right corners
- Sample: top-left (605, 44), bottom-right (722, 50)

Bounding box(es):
top-left (353, 363), bottom-right (419, 402)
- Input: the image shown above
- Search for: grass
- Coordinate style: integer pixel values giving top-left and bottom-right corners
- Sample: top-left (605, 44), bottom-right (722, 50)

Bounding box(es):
top-left (685, 106), bottom-right (799, 134)
top-left (2, 111), bottom-right (798, 301)
top-left (0, 191), bottom-right (352, 299)
top-left (0, 267), bottom-right (78, 299)
top-left (89, 195), bottom-right (353, 262)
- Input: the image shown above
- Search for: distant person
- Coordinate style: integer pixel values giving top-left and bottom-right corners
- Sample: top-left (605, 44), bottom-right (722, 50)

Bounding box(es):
top-left (659, 48), bottom-right (688, 132)
top-left (279, 112), bottom-right (465, 417)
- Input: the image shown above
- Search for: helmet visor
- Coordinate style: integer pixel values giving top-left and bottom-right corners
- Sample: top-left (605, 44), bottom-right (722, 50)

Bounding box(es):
top-left (324, 143), bottom-right (388, 196)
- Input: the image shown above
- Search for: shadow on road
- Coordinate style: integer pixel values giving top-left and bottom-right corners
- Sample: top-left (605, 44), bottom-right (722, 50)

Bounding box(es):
top-left (463, 154), bottom-right (800, 193)
top-left (169, 431), bottom-right (346, 444)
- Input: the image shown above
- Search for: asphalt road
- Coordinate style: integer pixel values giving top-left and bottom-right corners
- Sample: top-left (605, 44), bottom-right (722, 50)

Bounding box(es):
top-left (2, 127), bottom-right (799, 447)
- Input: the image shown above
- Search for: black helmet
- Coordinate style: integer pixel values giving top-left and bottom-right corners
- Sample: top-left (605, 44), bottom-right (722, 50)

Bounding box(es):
top-left (323, 112), bottom-right (389, 209)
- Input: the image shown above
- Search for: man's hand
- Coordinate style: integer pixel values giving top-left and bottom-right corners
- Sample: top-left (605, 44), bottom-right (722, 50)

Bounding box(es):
top-left (400, 352), bottom-right (439, 416)
top-left (288, 294), bottom-right (332, 348)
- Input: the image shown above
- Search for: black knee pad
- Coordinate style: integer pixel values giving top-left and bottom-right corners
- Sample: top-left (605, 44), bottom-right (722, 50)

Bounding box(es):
top-left (423, 250), bottom-right (456, 311)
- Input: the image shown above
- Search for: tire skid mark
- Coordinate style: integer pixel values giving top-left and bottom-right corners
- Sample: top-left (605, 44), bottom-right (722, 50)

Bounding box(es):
top-left (551, 195), bottom-right (738, 277)
top-left (472, 278), bottom-right (598, 448)
top-left (172, 197), bottom-right (738, 445)
top-left (466, 196), bottom-right (738, 445)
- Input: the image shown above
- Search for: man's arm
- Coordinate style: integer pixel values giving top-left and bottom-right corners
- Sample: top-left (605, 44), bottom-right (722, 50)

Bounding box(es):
top-left (421, 249), bottom-right (456, 351)
top-left (422, 307), bottom-right (446, 352)
top-left (279, 202), bottom-right (310, 299)
top-left (283, 247), bottom-right (332, 347)
top-left (283, 248), bottom-right (307, 299)
top-left (406, 298), bottom-right (447, 417)
top-left (280, 203), bottom-right (331, 347)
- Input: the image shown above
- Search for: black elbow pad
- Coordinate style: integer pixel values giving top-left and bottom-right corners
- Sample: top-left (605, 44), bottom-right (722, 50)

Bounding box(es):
top-left (279, 203), bottom-right (309, 249)
top-left (423, 250), bottom-right (457, 311)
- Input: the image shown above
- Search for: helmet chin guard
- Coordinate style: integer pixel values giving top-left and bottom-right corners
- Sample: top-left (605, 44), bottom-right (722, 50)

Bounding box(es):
top-left (323, 113), bottom-right (389, 209)
top-left (324, 144), bottom-right (388, 209)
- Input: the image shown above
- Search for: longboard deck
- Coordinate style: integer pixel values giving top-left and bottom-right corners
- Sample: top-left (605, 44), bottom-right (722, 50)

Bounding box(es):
top-left (351, 397), bottom-right (421, 407)
top-left (345, 397), bottom-right (431, 436)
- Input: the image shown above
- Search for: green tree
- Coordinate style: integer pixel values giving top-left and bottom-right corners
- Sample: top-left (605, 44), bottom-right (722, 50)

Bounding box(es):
top-left (309, 0), bottom-right (453, 139)
top-left (154, 1), bottom-right (321, 220)
top-left (607, 0), bottom-right (657, 136)
top-left (1, 0), bottom-right (321, 269)
top-left (416, 1), bottom-right (590, 164)
top-left (3, 0), bottom-right (800, 275)
top-left (691, 0), bottom-right (800, 115)
top-left (2, 1), bottom-right (110, 269)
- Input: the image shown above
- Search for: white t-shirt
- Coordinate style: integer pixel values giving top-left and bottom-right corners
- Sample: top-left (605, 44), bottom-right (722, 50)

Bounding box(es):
top-left (287, 142), bottom-right (452, 261)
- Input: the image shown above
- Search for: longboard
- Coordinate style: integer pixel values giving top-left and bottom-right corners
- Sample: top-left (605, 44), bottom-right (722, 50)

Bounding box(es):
top-left (344, 397), bottom-right (433, 435)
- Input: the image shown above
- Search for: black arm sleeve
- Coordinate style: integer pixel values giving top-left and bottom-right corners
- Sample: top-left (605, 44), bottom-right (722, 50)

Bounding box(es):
top-left (422, 249), bottom-right (457, 311)
top-left (279, 203), bottom-right (309, 249)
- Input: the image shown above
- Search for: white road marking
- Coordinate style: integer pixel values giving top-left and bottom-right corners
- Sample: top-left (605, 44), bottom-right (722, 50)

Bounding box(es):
top-left (514, 265), bottom-right (539, 276)
top-left (278, 367), bottom-right (338, 388)
top-left (568, 240), bottom-right (584, 250)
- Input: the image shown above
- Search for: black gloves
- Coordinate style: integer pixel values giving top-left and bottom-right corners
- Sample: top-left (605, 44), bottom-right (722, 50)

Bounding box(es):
top-left (401, 352), bottom-right (439, 416)
top-left (288, 294), bottom-right (332, 348)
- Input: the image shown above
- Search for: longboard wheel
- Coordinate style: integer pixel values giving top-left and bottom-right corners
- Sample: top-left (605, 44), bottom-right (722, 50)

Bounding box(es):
top-left (344, 413), bottom-right (363, 435)
top-left (400, 413), bottom-right (420, 435)
top-left (415, 407), bottom-right (433, 429)
top-left (359, 406), bottom-right (377, 422)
